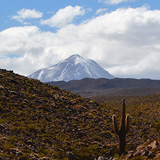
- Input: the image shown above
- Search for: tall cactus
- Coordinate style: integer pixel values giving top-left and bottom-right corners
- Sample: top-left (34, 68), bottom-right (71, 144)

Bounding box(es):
top-left (112, 99), bottom-right (129, 155)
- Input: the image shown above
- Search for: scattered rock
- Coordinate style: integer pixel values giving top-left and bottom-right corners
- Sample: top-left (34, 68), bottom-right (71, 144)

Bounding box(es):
top-left (156, 153), bottom-right (160, 158)
top-left (133, 148), bottom-right (145, 157)
top-left (11, 148), bottom-right (19, 154)
top-left (0, 85), bottom-right (4, 90)
top-left (125, 151), bottom-right (134, 160)
top-left (141, 150), bottom-right (149, 156)
top-left (11, 148), bottom-right (23, 156)
top-left (126, 140), bottom-right (160, 159)
top-left (30, 153), bottom-right (39, 159)
top-left (98, 156), bottom-right (104, 160)
top-left (0, 137), bottom-right (8, 141)
top-left (148, 141), bottom-right (159, 149)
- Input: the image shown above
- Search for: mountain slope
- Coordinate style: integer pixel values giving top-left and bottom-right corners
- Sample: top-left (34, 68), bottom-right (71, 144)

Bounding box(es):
top-left (1, 69), bottom-right (160, 159)
top-left (48, 78), bottom-right (160, 97)
top-left (28, 54), bottom-right (114, 82)
top-left (0, 69), bottom-right (115, 160)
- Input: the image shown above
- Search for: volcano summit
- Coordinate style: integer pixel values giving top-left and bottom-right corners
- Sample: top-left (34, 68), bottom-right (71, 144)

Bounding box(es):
top-left (28, 54), bottom-right (114, 82)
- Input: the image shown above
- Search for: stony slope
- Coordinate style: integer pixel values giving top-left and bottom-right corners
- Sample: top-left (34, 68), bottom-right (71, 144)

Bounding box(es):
top-left (92, 95), bottom-right (160, 159)
top-left (0, 69), bottom-right (115, 160)
top-left (1, 69), bottom-right (160, 159)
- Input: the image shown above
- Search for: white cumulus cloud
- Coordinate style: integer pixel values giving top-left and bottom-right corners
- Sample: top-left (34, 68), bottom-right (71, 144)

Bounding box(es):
top-left (1, 6), bottom-right (160, 79)
top-left (40, 6), bottom-right (85, 28)
top-left (12, 8), bottom-right (43, 23)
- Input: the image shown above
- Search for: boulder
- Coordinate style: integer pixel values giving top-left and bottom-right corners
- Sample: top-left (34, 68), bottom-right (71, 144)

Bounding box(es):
top-left (148, 141), bottom-right (159, 149)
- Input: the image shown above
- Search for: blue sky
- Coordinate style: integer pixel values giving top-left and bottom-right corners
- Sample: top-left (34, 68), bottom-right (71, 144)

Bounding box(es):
top-left (1, 0), bottom-right (160, 79)
top-left (1, 0), bottom-right (159, 31)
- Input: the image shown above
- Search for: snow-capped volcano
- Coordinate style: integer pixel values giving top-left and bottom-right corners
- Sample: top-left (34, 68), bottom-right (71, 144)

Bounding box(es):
top-left (28, 54), bottom-right (114, 82)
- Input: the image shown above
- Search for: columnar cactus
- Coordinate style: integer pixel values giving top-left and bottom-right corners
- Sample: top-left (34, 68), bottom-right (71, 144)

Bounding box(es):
top-left (112, 99), bottom-right (129, 155)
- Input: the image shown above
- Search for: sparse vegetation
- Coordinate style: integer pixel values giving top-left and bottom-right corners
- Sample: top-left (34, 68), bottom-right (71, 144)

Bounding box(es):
top-left (0, 69), bottom-right (160, 159)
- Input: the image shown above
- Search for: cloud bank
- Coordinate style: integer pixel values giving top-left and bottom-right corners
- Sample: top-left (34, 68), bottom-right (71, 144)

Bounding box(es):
top-left (1, 6), bottom-right (160, 79)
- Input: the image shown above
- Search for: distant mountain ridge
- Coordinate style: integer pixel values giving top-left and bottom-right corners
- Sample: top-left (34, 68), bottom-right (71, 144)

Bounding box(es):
top-left (48, 78), bottom-right (160, 97)
top-left (28, 54), bottom-right (114, 82)
top-left (48, 78), bottom-right (160, 90)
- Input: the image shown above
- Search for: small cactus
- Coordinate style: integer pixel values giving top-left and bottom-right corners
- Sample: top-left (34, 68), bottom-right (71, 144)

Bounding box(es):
top-left (112, 99), bottom-right (129, 155)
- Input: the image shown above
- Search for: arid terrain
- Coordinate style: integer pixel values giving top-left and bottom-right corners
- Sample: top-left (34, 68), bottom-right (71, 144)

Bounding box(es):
top-left (0, 69), bottom-right (160, 159)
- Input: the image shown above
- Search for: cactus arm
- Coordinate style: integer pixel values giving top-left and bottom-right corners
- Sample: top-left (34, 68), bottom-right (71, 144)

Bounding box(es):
top-left (125, 114), bottom-right (129, 134)
top-left (112, 115), bottom-right (120, 135)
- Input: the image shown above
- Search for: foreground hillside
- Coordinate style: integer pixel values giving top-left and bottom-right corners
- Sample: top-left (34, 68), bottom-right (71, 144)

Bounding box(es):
top-left (91, 95), bottom-right (160, 159)
top-left (1, 69), bottom-right (160, 159)
top-left (0, 69), bottom-right (115, 160)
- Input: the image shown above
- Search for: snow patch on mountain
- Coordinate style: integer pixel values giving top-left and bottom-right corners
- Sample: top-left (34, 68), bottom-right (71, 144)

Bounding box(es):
top-left (28, 54), bottom-right (114, 82)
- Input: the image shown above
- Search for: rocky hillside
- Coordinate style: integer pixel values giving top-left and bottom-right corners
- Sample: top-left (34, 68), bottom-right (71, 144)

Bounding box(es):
top-left (0, 69), bottom-right (115, 160)
top-left (0, 69), bottom-right (160, 160)
top-left (91, 95), bottom-right (160, 159)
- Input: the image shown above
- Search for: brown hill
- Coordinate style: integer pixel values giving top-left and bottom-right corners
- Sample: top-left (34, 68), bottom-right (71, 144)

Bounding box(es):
top-left (0, 69), bottom-right (115, 160)
top-left (48, 78), bottom-right (160, 97)
top-left (0, 69), bottom-right (160, 159)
